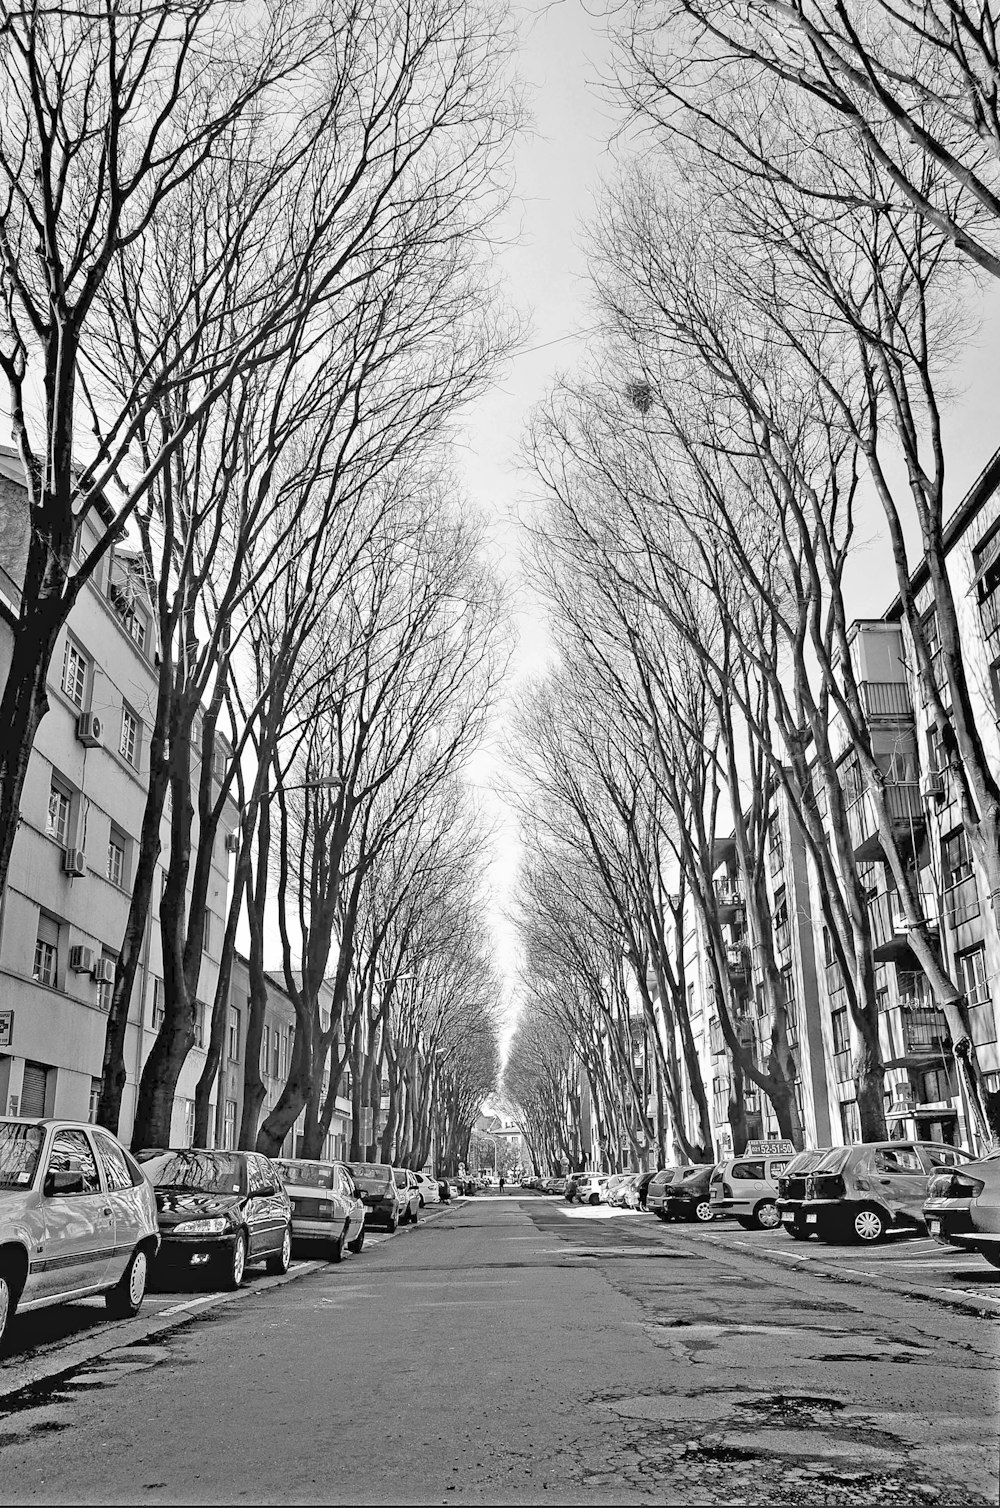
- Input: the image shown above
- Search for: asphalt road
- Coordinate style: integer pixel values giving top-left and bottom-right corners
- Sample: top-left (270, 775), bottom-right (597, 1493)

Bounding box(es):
top-left (0, 1192), bottom-right (995, 1506)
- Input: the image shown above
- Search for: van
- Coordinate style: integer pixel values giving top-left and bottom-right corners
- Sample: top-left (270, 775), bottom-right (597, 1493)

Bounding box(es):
top-left (709, 1153), bottom-right (794, 1230)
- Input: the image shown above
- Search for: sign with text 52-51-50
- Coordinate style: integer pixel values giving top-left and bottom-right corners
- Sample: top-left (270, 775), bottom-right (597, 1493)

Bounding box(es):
top-left (744, 1139), bottom-right (796, 1157)
top-left (0, 1011), bottom-right (12, 1049)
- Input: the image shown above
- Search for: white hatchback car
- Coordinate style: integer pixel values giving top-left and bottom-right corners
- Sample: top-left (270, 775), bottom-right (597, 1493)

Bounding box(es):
top-left (412, 1172), bottom-right (440, 1206)
top-left (575, 1175), bottom-right (609, 1206)
top-left (0, 1117), bottom-right (160, 1346)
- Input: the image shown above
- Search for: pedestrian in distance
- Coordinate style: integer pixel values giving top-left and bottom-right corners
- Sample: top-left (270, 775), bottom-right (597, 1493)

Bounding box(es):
top-left (499, 1173), bottom-right (505, 1194)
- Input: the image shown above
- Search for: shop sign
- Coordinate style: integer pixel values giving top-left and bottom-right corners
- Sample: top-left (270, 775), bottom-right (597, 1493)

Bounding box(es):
top-left (0, 1011), bottom-right (12, 1049)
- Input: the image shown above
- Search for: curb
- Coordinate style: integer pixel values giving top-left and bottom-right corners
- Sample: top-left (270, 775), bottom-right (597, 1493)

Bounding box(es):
top-left (656, 1220), bottom-right (1000, 1320)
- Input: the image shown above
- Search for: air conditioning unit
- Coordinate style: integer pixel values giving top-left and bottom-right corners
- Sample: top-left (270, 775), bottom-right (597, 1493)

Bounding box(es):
top-left (92, 958), bottom-right (116, 985)
top-left (921, 771), bottom-right (945, 802)
top-left (75, 712), bottom-right (103, 748)
top-left (62, 847), bottom-right (86, 877)
top-left (69, 944), bottom-right (94, 974)
top-left (224, 832), bottom-right (240, 854)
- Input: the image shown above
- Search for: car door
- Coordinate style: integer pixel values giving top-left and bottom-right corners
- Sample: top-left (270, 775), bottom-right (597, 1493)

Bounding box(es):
top-left (252, 1154), bottom-right (287, 1254)
top-left (870, 1145), bottom-right (925, 1220)
top-left (36, 1127), bottom-right (114, 1298)
top-left (92, 1131), bottom-right (145, 1284)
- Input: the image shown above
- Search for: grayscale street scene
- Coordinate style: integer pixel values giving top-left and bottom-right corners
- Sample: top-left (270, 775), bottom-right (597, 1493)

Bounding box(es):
top-left (0, 0), bottom-right (998, 1503)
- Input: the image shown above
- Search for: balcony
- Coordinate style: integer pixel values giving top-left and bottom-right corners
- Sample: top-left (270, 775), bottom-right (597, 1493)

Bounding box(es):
top-left (713, 878), bottom-right (744, 921)
top-left (845, 781), bottom-right (923, 863)
top-left (857, 680), bottom-right (913, 719)
top-left (943, 874), bottom-right (981, 929)
top-left (903, 1008), bottom-right (950, 1058)
top-left (866, 890), bottom-right (938, 963)
top-left (725, 943), bottom-right (749, 980)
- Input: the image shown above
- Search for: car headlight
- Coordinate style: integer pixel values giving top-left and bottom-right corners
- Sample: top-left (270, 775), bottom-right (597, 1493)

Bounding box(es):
top-left (172, 1217), bottom-right (229, 1236)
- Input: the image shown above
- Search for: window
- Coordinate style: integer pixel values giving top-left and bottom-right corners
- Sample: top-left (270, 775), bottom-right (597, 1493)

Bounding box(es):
top-left (223, 1100), bottom-right (237, 1150)
top-left (270, 1030), bottom-right (280, 1079)
top-left (98, 950), bottom-right (116, 1011)
top-left (839, 1099), bottom-right (861, 1144)
top-left (202, 912), bottom-right (212, 957)
top-left (94, 1133), bottom-right (133, 1192)
top-left (193, 999), bottom-right (206, 1050)
top-left (151, 977), bottom-right (164, 1029)
top-left (88, 1077), bottom-right (102, 1123)
top-left (774, 886), bottom-right (789, 953)
top-left (831, 1008), bottom-right (850, 1056)
top-left (107, 828), bottom-right (127, 888)
top-left (709, 1016), bottom-right (725, 1055)
top-left (918, 1065), bottom-right (957, 1103)
top-left (183, 1099), bottom-right (196, 1147)
top-left (227, 1007), bottom-right (241, 1061)
top-left (47, 780), bottom-right (72, 845)
top-left (109, 581), bottom-right (147, 652)
top-left (47, 1128), bottom-right (100, 1194)
top-left (941, 828), bottom-right (974, 889)
top-left (974, 530), bottom-right (1000, 638)
top-left (926, 723), bottom-right (947, 775)
top-left (33, 913), bottom-right (59, 988)
top-left (60, 638), bottom-right (89, 708)
top-left (920, 608), bottom-right (946, 697)
top-left (732, 1160), bottom-right (765, 1180)
top-left (780, 968), bottom-right (798, 1044)
top-left (957, 944), bottom-right (989, 1005)
top-left (120, 706), bottom-right (139, 766)
top-left (260, 1026), bottom-right (270, 1076)
top-left (873, 1147), bottom-right (922, 1173)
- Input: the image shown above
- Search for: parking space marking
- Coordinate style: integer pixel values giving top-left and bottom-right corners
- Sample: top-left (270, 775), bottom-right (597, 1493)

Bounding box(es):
top-left (157, 1294), bottom-right (221, 1317)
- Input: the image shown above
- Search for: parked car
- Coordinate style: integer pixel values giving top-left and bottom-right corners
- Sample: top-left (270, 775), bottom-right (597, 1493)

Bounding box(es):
top-left (794, 1140), bottom-right (975, 1243)
top-left (710, 1153), bottom-right (793, 1230)
top-left (273, 1158), bottom-right (365, 1262)
top-left (346, 1162), bottom-right (406, 1231)
top-left (565, 1172), bottom-right (600, 1202)
top-left (622, 1175), bottom-right (644, 1210)
top-left (633, 1170), bottom-right (661, 1211)
top-left (0, 1118), bottom-right (160, 1346)
top-left (606, 1174), bottom-right (637, 1208)
top-left (924, 1152), bottom-right (1000, 1268)
top-left (137, 1147), bottom-right (291, 1289)
top-left (550, 1177), bottom-right (568, 1195)
top-left (775, 1149), bottom-right (832, 1238)
top-left (645, 1167), bottom-right (678, 1218)
top-left (575, 1174), bottom-right (609, 1206)
top-left (393, 1168), bottom-right (421, 1223)
top-left (412, 1172), bottom-right (440, 1207)
top-left (661, 1165), bottom-right (718, 1222)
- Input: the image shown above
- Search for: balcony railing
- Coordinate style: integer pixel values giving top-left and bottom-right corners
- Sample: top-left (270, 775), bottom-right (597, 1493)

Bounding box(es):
top-left (713, 878), bottom-right (743, 916)
top-left (725, 943), bottom-right (749, 978)
top-left (846, 781), bottom-right (923, 863)
top-left (902, 1008), bottom-right (950, 1057)
top-left (943, 874), bottom-right (981, 928)
top-left (857, 681), bottom-right (913, 719)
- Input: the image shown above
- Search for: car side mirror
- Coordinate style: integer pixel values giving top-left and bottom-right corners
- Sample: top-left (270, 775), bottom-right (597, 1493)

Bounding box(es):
top-left (258, 1184), bottom-right (278, 1198)
top-left (44, 1169), bottom-right (86, 1197)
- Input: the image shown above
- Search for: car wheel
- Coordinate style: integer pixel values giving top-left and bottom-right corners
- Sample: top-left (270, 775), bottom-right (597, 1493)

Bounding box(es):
top-left (266, 1225), bottom-right (292, 1276)
top-left (224, 1232), bottom-right (248, 1290)
top-left (105, 1246), bottom-right (148, 1318)
top-left (589, 1193), bottom-right (599, 1206)
top-left (753, 1201), bottom-right (781, 1231)
top-left (692, 1200), bottom-right (715, 1223)
top-left (328, 1230), bottom-right (345, 1264)
top-left (0, 1268), bottom-right (16, 1347)
top-left (852, 1205), bottom-right (887, 1243)
top-left (347, 1226), bottom-right (365, 1255)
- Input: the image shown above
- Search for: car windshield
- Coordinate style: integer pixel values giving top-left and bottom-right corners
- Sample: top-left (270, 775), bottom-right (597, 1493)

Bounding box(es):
top-left (783, 1150), bottom-right (827, 1176)
top-left (0, 1121), bottom-right (44, 1188)
top-left (137, 1150), bottom-right (245, 1195)
top-left (274, 1160), bottom-right (334, 1190)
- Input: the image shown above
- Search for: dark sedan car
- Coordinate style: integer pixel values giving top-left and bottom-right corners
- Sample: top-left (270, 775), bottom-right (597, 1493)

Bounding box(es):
top-left (136, 1148), bottom-right (292, 1289)
top-left (345, 1161), bottom-right (406, 1231)
top-left (661, 1164), bottom-right (718, 1223)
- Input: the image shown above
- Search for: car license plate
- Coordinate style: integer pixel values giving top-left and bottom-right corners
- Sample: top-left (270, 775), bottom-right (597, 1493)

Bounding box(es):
top-left (806, 1213), bottom-right (817, 1224)
top-left (928, 1218), bottom-right (941, 1236)
top-left (781, 1213), bottom-right (794, 1224)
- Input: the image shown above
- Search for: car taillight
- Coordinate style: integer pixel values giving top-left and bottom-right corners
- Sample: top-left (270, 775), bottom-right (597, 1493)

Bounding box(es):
top-left (928, 1172), bottom-right (985, 1199)
top-left (722, 1181), bottom-right (733, 1199)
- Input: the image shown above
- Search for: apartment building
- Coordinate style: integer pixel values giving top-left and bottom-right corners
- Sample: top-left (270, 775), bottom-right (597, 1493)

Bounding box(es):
top-left (0, 447), bottom-right (237, 1142)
